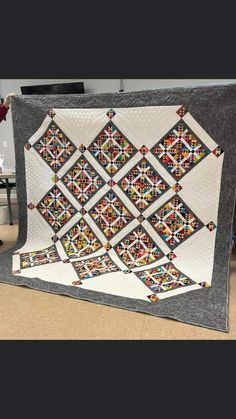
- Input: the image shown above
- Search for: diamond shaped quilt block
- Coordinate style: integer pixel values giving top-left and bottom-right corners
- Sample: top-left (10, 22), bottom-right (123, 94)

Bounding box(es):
top-left (33, 121), bottom-right (76, 172)
top-left (212, 146), bottom-right (224, 157)
top-left (206, 221), bottom-right (217, 232)
top-left (37, 186), bottom-right (77, 232)
top-left (88, 121), bottom-right (137, 175)
top-left (60, 218), bottom-right (102, 258)
top-left (151, 121), bottom-right (210, 180)
top-left (62, 157), bottom-right (105, 204)
top-left (89, 190), bottom-right (134, 238)
top-left (148, 195), bottom-right (203, 248)
top-left (72, 254), bottom-right (119, 280)
top-left (135, 263), bottom-right (195, 293)
top-left (116, 226), bottom-right (164, 268)
top-left (119, 158), bottom-right (169, 212)
top-left (20, 245), bottom-right (61, 269)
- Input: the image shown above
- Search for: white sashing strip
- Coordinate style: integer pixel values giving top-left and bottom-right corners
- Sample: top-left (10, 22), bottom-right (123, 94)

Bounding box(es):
top-left (109, 218), bottom-right (139, 247)
top-left (147, 151), bottom-right (176, 187)
top-left (84, 150), bottom-right (110, 182)
top-left (113, 184), bottom-right (140, 218)
top-left (113, 152), bottom-right (142, 183)
top-left (57, 149), bottom-right (81, 179)
top-left (142, 220), bottom-right (171, 254)
top-left (142, 187), bottom-right (175, 218)
top-left (84, 184), bottom-right (110, 212)
top-left (66, 247), bottom-right (107, 263)
top-left (56, 180), bottom-right (82, 211)
top-left (55, 240), bottom-right (68, 260)
top-left (84, 213), bottom-right (108, 245)
top-left (108, 248), bottom-right (128, 270)
top-left (57, 213), bottom-right (82, 238)
top-left (183, 113), bottom-right (218, 150)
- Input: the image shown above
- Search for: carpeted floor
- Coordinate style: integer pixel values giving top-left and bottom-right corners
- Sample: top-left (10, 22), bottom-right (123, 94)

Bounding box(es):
top-left (0, 223), bottom-right (236, 340)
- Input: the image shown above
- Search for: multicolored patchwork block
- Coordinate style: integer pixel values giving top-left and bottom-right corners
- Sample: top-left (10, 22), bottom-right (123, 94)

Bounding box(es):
top-left (176, 105), bottom-right (187, 118)
top-left (24, 142), bottom-right (31, 150)
top-left (72, 254), bottom-right (119, 280)
top-left (199, 281), bottom-right (210, 288)
top-left (147, 294), bottom-right (160, 302)
top-left (135, 263), bottom-right (195, 293)
top-left (20, 245), bottom-right (60, 269)
top-left (62, 157), bottom-right (105, 204)
top-left (79, 144), bottom-right (86, 153)
top-left (33, 121), bottom-right (76, 172)
top-left (167, 251), bottom-right (177, 261)
top-left (48, 109), bottom-right (56, 118)
top-left (151, 121), bottom-right (210, 179)
top-left (118, 158), bottom-right (169, 211)
top-left (37, 186), bottom-right (77, 232)
top-left (88, 121), bottom-right (137, 175)
top-left (52, 174), bottom-right (59, 183)
top-left (116, 226), bottom-right (164, 268)
top-left (212, 146), bottom-right (224, 157)
top-left (139, 145), bottom-right (149, 155)
top-left (106, 109), bottom-right (116, 119)
top-left (60, 218), bottom-right (102, 258)
top-left (206, 221), bottom-right (217, 232)
top-left (27, 202), bottom-right (35, 210)
top-left (172, 183), bottom-right (182, 193)
top-left (89, 190), bottom-right (134, 238)
top-left (148, 195), bottom-right (203, 248)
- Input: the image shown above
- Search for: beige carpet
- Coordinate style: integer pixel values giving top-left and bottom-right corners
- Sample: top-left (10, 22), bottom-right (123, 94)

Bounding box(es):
top-left (0, 223), bottom-right (235, 340)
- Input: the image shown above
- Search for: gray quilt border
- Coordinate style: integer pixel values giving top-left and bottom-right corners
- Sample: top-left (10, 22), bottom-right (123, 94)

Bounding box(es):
top-left (1, 83), bottom-right (236, 332)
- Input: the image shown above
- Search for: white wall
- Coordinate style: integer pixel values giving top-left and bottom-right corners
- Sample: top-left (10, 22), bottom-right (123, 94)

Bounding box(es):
top-left (1, 79), bottom-right (236, 170)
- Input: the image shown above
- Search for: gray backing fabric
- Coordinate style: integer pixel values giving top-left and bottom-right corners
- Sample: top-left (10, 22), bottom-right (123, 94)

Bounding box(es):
top-left (0, 84), bottom-right (236, 332)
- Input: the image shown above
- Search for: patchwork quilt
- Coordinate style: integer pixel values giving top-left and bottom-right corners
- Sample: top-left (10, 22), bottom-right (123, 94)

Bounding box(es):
top-left (1, 85), bottom-right (235, 331)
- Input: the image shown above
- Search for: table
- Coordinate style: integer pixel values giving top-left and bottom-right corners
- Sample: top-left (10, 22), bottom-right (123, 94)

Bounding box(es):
top-left (0, 171), bottom-right (16, 226)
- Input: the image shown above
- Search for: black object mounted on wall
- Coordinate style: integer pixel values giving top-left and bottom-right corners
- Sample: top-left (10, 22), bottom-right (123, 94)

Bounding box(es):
top-left (119, 79), bottom-right (124, 92)
top-left (20, 82), bottom-right (85, 95)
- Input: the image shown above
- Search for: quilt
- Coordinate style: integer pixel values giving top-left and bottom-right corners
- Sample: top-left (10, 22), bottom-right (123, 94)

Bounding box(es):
top-left (0, 84), bottom-right (236, 332)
